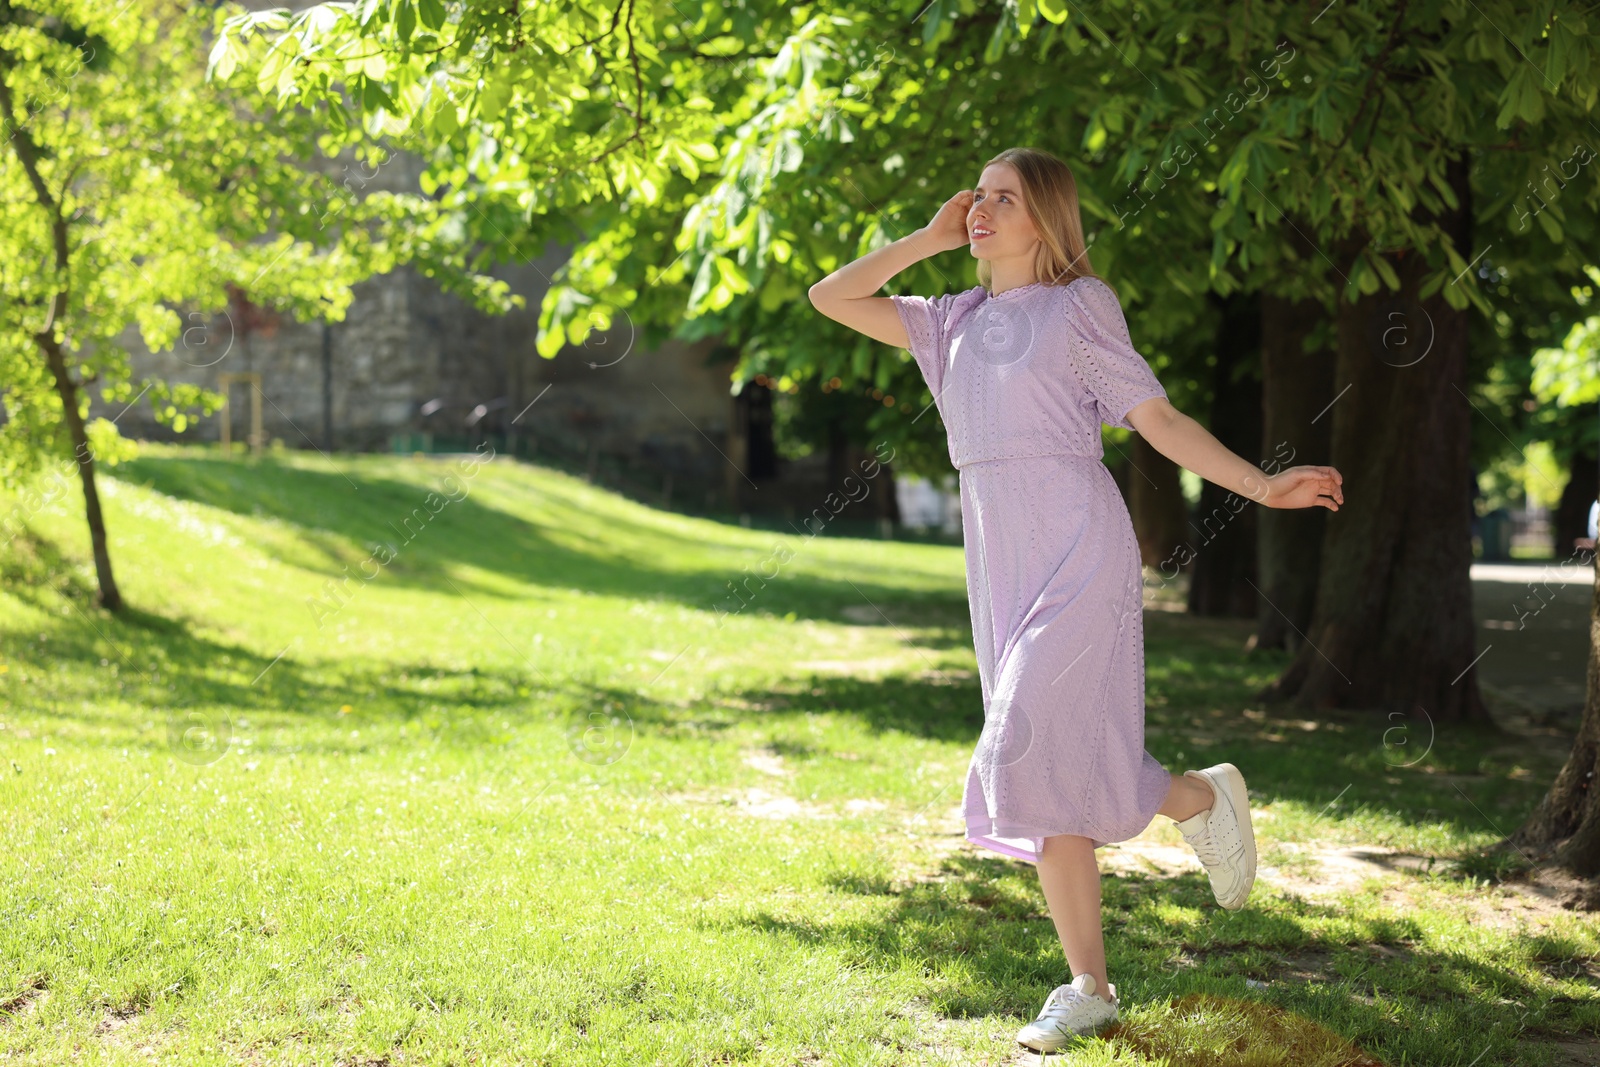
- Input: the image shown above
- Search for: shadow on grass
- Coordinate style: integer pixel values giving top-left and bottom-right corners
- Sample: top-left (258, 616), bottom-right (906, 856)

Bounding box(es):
top-left (711, 664), bottom-right (1557, 851)
top-left (1100, 993), bottom-right (1387, 1066)
top-left (116, 451), bottom-right (973, 635)
top-left (4, 576), bottom-right (1552, 859)
top-left (2, 491), bottom-right (1561, 853)
top-left (731, 848), bottom-right (1576, 1065)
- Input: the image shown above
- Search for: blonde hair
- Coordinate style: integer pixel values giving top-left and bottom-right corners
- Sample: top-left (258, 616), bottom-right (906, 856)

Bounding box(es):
top-left (973, 147), bottom-right (1103, 296)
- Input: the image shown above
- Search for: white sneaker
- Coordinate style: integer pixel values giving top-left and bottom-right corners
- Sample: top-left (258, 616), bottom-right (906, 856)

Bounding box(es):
top-left (1176, 762), bottom-right (1257, 909)
top-left (1015, 973), bottom-right (1119, 1051)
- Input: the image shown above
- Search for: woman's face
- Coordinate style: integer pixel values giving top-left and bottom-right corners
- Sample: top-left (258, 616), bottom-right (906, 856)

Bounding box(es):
top-left (967, 162), bottom-right (1041, 263)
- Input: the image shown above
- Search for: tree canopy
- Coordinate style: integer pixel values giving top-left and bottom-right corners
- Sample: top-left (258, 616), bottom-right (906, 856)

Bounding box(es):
top-left (214, 0), bottom-right (1599, 475)
top-left (0, 0), bottom-right (514, 608)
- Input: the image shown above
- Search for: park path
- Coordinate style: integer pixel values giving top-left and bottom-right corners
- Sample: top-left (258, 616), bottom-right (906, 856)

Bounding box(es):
top-left (1468, 558), bottom-right (1594, 729)
top-left (1090, 558), bottom-right (1597, 931)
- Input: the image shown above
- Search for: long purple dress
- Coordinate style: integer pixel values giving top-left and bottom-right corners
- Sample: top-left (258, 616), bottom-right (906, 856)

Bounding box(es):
top-left (891, 276), bottom-right (1173, 865)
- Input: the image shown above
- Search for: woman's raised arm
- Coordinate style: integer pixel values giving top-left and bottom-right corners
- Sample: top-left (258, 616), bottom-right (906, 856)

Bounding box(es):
top-left (1132, 400), bottom-right (1343, 511)
top-left (808, 190), bottom-right (974, 348)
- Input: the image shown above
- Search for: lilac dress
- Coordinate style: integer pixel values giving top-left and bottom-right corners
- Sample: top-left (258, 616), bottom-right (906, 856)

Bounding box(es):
top-left (891, 276), bottom-right (1173, 865)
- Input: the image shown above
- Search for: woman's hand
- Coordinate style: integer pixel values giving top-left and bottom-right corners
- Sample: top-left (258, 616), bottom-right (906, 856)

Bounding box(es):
top-left (1259, 465), bottom-right (1344, 510)
top-left (917, 189), bottom-right (976, 254)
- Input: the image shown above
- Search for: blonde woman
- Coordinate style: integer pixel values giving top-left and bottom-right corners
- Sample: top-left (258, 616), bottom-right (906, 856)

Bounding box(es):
top-left (808, 147), bottom-right (1343, 1050)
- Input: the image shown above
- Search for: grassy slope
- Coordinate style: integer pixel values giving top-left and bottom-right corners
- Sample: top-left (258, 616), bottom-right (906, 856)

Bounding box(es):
top-left (0, 442), bottom-right (1593, 1067)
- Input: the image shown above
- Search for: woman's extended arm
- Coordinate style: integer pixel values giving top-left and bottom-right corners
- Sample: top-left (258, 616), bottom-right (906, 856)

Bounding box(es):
top-left (808, 190), bottom-right (974, 348)
top-left (1127, 397), bottom-right (1344, 511)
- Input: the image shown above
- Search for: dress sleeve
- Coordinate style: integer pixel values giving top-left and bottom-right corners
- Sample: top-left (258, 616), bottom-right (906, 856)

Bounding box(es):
top-left (1062, 277), bottom-right (1168, 431)
top-left (890, 289), bottom-right (978, 398)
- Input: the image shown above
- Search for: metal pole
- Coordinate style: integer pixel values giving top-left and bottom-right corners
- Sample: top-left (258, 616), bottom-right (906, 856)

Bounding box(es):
top-left (249, 373), bottom-right (263, 455)
top-left (219, 377), bottom-right (232, 455)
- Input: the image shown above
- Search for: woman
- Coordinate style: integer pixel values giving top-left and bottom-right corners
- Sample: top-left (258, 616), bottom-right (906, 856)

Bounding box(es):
top-left (807, 147), bottom-right (1343, 1050)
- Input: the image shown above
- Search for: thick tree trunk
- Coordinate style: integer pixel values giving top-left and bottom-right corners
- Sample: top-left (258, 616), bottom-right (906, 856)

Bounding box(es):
top-left (1187, 290), bottom-right (1262, 618)
top-left (1255, 285), bottom-right (1334, 651)
top-left (1259, 153), bottom-right (1488, 722)
top-left (825, 413), bottom-right (848, 498)
top-left (1129, 432), bottom-right (1188, 573)
top-left (1555, 446), bottom-right (1598, 555)
top-left (1511, 493), bottom-right (1600, 874)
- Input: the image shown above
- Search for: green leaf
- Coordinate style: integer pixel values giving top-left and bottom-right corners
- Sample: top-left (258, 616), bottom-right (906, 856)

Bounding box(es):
top-left (715, 254), bottom-right (749, 294)
top-left (1038, 0), bottom-right (1069, 24)
top-left (985, 15), bottom-right (1010, 62)
top-left (1370, 251), bottom-right (1400, 291)
top-left (256, 44), bottom-right (290, 95)
top-left (1536, 207), bottom-right (1563, 243)
top-left (429, 97), bottom-right (459, 137)
top-left (1547, 20), bottom-right (1571, 87)
top-left (1217, 140), bottom-right (1252, 197)
top-left (394, 0), bottom-right (416, 44)
top-left (417, 0), bottom-right (446, 32)
top-left (1518, 68), bottom-right (1546, 124)
top-left (1428, 167), bottom-right (1460, 212)
top-left (207, 31), bottom-right (236, 81)
top-left (477, 76), bottom-right (514, 124)
top-left (1015, 0), bottom-right (1037, 39)
top-left (1496, 66), bottom-right (1543, 129)
top-left (1084, 114), bottom-right (1107, 154)
top-left (1210, 231), bottom-right (1229, 272)
top-left (668, 142), bottom-right (700, 182)
top-left (1417, 268), bottom-right (1447, 301)
top-left (1357, 253), bottom-right (1381, 295)
top-left (1343, 254), bottom-right (1369, 303)
top-left (688, 254), bottom-right (715, 310)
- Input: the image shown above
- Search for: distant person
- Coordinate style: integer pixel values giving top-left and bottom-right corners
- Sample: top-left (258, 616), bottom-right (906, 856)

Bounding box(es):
top-left (809, 147), bottom-right (1345, 1052)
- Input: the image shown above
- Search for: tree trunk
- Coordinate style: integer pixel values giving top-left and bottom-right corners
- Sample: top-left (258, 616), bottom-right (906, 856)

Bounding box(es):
top-left (876, 459), bottom-right (901, 525)
top-left (38, 331), bottom-right (122, 612)
top-left (1129, 432), bottom-right (1188, 573)
top-left (1555, 446), bottom-right (1597, 555)
top-left (0, 66), bottom-right (122, 612)
top-left (825, 413), bottom-right (848, 498)
top-left (1187, 290), bottom-right (1262, 618)
top-left (1255, 282), bottom-right (1334, 652)
top-left (1511, 475), bottom-right (1600, 874)
top-left (1259, 152), bottom-right (1489, 722)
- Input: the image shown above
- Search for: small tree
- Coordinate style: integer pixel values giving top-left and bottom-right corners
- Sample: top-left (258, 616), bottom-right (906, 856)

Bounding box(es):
top-left (0, 0), bottom-right (514, 611)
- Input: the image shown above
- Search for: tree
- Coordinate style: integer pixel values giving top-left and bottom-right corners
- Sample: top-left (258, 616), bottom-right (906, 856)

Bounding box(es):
top-left (1512, 303), bottom-right (1600, 876)
top-left (0, 0), bottom-right (514, 611)
top-left (1254, 234), bottom-right (1335, 653)
top-left (959, 2), bottom-right (1599, 721)
top-left (222, 0), bottom-right (1600, 724)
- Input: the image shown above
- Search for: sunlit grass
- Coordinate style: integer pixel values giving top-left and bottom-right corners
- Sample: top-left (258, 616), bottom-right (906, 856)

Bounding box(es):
top-left (0, 442), bottom-right (1595, 1066)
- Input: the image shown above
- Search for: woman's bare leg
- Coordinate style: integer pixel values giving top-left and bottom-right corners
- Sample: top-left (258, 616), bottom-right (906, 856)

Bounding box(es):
top-left (1038, 775), bottom-right (1217, 1003)
top-left (1157, 771), bottom-right (1214, 822)
top-left (1036, 834), bottom-right (1112, 1002)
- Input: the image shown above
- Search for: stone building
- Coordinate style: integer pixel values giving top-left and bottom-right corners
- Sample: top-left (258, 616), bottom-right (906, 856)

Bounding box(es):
top-left (100, 148), bottom-right (946, 532)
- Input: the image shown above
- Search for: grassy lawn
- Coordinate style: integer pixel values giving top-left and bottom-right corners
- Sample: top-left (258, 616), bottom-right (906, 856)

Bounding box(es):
top-left (1, 442), bottom-right (1596, 1066)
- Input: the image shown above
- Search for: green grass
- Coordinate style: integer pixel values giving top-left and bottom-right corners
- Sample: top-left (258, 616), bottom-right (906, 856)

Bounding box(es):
top-left (1, 442), bottom-right (1596, 1066)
